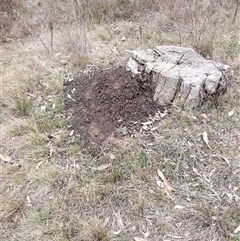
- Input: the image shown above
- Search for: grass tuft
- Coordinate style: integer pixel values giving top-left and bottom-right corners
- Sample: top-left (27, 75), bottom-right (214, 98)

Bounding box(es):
top-left (12, 94), bottom-right (33, 117)
top-left (82, 221), bottom-right (112, 241)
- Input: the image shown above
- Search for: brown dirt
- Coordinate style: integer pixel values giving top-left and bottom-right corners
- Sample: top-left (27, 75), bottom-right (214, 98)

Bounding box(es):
top-left (64, 65), bottom-right (160, 145)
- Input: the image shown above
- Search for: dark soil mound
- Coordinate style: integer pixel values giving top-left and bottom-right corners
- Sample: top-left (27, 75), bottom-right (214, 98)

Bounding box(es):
top-left (64, 65), bottom-right (159, 145)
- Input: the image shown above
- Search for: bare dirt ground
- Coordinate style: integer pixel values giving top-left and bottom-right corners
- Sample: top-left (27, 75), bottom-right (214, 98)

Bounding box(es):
top-left (64, 66), bottom-right (159, 145)
top-left (1, 1), bottom-right (240, 241)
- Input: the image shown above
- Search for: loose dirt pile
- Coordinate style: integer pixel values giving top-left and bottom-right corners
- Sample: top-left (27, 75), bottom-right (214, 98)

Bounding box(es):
top-left (64, 65), bottom-right (160, 145)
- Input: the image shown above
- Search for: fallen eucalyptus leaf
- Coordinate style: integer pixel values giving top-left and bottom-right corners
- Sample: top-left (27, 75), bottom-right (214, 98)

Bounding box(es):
top-left (150, 126), bottom-right (158, 131)
top-left (157, 169), bottom-right (174, 199)
top-left (26, 195), bottom-right (32, 204)
top-left (67, 93), bottom-right (76, 102)
top-left (143, 231), bottom-right (150, 238)
top-left (116, 210), bottom-right (124, 229)
top-left (109, 154), bottom-right (116, 160)
top-left (142, 125), bottom-right (149, 131)
top-left (90, 164), bottom-right (111, 171)
top-left (212, 154), bottom-right (230, 165)
top-left (228, 109), bottom-right (235, 117)
top-left (201, 113), bottom-right (208, 119)
top-left (202, 131), bottom-right (211, 149)
top-left (174, 205), bottom-right (184, 209)
top-left (36, 160), bottom-right (44, 169)
top-left (134, 237), bottom-right (149, 241)
top-left (159, 112), bottom-right (167, 118)
top-left (113, 229), bottom-right (121, 235)
top-left (0, 153), bottom-right (11, 163)
top-left (156, 179), bottom-right (163, 188)
top-left (233, 224), bottom-right (240, 234)
top-left (141, 121), bottom-right (152, 126)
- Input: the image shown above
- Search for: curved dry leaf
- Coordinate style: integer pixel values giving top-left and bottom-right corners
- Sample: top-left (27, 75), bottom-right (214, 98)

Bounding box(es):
top-left (109, 154), bottom-right (116, 160)
top-left (228, 109), bottom-right (235, 117)
top-left (90, 164), bottom-right (111, 171)
top-left (116, 210), bottom-right (124, 229)
top-left (234, 224), bottom-right (240, 234)
top-left (201, 113), bottom-right (208, 119)
top-left (157, 169), bottom-right (173, 192)
top-left (157, 169), bottom-right (174, 199)
top-left (67, 93), bottom-right (76, 102)
top-left (212, 154), bottom-right (229, 165)
top-left (143, 231), bottom-right (150, 238)
top-left (134, 237), bottom-right (149, 241)
top-left (174, 205), bottom-right (184, 209)
top-left (142, 125), bottom-right (149, 131)
top-left (113, 229), bottom-right (121, 235)
top-left (202, 131), bottom-right (211, 149)
top-left (36, 160), bottom-right (44, 169)
top-left (0, 153), bottom-right (11, 163)
top-left (160, 112), bottom-right (167, 118)
top-left (141, 121), bottom-right (152, 126)
top-left (150, 126), bottom-right (158, 131)
top-left (26, 195), bottom-right (32, 204)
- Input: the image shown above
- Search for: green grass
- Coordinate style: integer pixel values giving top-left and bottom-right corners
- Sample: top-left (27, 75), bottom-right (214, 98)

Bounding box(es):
top-left (26, 208), bottom-right (53, 226)
top-left (12, 94), bottom-right (33, 117)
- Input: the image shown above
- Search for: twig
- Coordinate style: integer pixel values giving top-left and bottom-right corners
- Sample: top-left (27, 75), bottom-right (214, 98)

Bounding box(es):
top-left (86, 143), bottom-right (109, 168)
top-left (233, 0), bottom-right (240, 23)
top-left (39, 36), bottom-right (51, 54)
top-left (49, 21), bottom-right (54, 51)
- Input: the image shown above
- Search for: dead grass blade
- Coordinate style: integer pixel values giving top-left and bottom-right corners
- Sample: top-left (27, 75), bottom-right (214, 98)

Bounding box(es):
top-left (192, 167), bottom-right (221, 201)
top-left (157, 169), bottom-right (175, 200)
top-left (35, 160), bottom-right (45, 169)
top-left (116, 210), bottom-right (124, 229)
top-left (211, 154), bottom-right (230, 165)
top-left (134, 237), bottom-right (149, 241)
top-left (202, 131), bottom-right (211, 149)
top-left (90, 164), bottom-right (111, 171)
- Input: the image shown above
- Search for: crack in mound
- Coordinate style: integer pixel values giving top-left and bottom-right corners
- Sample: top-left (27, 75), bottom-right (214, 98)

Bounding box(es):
top-left (64, 66), bottom-right (159, 145)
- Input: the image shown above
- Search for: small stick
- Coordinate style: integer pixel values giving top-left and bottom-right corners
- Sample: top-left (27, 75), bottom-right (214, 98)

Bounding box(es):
top-left (49, 21), bottom-right (54, 51)
top-left (39, 37), bottom-right (51, 54)
top-left (233, 0), bottom-right (240, 23)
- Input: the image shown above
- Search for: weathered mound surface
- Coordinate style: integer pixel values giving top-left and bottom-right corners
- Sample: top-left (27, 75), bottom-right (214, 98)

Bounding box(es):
top-left (64, 66), bottom-right (159, 145)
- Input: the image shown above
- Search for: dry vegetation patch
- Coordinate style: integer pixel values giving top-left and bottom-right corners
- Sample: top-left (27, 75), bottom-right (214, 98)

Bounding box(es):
top-left (1, 0), bottom-right (240, 241)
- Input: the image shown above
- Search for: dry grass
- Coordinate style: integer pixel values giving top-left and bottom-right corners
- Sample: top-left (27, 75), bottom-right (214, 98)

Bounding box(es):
top-left (1, 0), bottom-right (240, 241)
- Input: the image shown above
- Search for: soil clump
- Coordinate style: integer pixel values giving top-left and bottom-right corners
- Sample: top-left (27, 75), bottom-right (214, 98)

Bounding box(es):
top-left (64, 65), bottom-right (160, 146)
